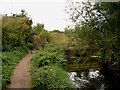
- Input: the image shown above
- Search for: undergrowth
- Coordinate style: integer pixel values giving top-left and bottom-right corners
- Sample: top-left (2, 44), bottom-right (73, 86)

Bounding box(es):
top-left (2, 46), bottom-right (30, 88)
top-left (30, 44), bottom-right (75, 89)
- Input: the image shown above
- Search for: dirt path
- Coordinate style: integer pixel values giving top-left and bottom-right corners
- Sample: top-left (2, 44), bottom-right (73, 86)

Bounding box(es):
top-left (7, 51), bottom-right (36, 88)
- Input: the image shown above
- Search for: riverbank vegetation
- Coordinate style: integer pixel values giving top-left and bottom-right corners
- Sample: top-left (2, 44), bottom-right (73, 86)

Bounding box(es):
top-left (30, 32), bottom-right (75, 89)
top-left (65, 1), bottom-right (120, 72)
top-left (30, 51), bottom-right (74, 89)
top-left (1, 1), bottom-right (120, 89)
top-left (64, 1), bottom-right (120, 88)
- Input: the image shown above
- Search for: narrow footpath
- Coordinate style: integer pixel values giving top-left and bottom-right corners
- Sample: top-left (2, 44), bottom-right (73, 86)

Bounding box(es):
top-left (7, 51), bottom-right (36, 88)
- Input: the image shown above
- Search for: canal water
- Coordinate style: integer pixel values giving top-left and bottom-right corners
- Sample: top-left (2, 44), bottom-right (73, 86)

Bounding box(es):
top-left (68, 69), bottom-right (120, 89)
top-left (68, 69), bottom-right (104, 89)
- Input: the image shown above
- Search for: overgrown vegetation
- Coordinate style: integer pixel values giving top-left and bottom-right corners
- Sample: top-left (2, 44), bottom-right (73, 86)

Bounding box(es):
top-left (32, 24), bottom-right (52, 49)
top-left (49, 32), bottom-right (68, 44)
top-left (65, 1), bottom-right (120, 88)
top-left (65, 1), bottom-right (120, 71)
top-left (40, 30), bottom-right (52, 43)
top-left (2, 10), bottom-right (33, 51)
top-left (2, 10), bottom-right (32, 88)
top-left (30, 31), bottom-right (75, 89)
top-left (2, 46), bottom-right (29, 88)
top-left (30, 44), bottom-right (74, 89)
top-left (31, 65), bottom-right (73, 89)
top-left (2, 1), bottom-right (120, 89)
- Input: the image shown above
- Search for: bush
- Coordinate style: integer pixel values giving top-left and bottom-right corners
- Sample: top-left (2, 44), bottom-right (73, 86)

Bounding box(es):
top-left (32, 23), bottom-right (44, 35)
top-left (44, 43), bottom-right (67, 57)
top-left (27, 43), bottom-right (34, 50)
top-left (30, 65), bottom-right (74, 89)
top-left (2, 10), bottom-right (33, 51)
top-left (40, 30), bottom-right (52, 42)
top-left (30, 48), bottom-right (74, 89)
top-left (31, 52), bottom-right (67, 68)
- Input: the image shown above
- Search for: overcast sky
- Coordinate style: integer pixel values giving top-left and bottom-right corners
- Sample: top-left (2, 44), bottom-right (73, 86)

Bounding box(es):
top-left (0, 0), bottom-right (72, 31)
top-left (1, 0), bottom-right (118, 31)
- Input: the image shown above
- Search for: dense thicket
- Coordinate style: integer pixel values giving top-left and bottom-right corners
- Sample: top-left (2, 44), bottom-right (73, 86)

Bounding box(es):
top-left (2, 10), bottom-right (33, 51)
top-left (32, 23), bottom-right (52, 49)
top-left (65, 1), bottom-right (120, 71)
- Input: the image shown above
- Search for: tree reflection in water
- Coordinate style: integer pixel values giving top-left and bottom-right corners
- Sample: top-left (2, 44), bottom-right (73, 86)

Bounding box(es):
top-left (68, 69), bottom-right (104, 89)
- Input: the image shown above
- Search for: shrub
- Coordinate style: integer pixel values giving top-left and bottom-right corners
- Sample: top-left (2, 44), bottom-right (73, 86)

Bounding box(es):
top-left (30, 65), bottom-right (74, 89)
top-left (44, 43), bottom-right (67, 57)
top-left (30, 48), bottom-right (74, 89)
top-left (27, 43), bottom-right (34, 50)
top-left (2, 10), bottom-right (33, 51)
top-left (32, 23), bottom-right (44, 35)
top-left (31, 52), bottom-right (67, 68)
top-left (40, 30), bottom-right (52, 42)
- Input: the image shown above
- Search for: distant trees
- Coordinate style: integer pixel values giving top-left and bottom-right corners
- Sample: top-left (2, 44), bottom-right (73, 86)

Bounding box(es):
top-left (52, 30), bottom-right (62, 33)
top-left (32, 23), bottom-right (44, 35)
top-left (2, 10), bottom-right (52, 51)
top-left (32, 23), bottom-right (52, 49)
top-left (65, 0), bottom-right (120, 70)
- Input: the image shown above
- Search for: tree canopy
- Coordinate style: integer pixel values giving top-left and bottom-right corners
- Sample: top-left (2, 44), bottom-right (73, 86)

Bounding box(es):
top-left (65, 0), bottom-right (120, 70)
top-left (2, 10), bottom-right (33, 51)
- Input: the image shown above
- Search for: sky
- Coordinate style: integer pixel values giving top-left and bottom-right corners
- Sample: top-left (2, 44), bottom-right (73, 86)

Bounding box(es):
top-left (0, 0), bottom-right (72, 31)
top-left (1, 0), bottom-right (119, 31)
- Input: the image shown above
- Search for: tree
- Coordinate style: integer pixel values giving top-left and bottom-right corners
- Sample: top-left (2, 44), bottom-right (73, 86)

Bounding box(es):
top-left (2, 10), bottom-right (33, 51)
top-left (32, 23), bottom-right (44, 35)
top-left (65, 0), bottom-right (120, 70)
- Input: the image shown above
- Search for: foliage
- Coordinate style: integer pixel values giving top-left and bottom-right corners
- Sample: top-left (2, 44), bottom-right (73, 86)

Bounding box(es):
top-left (2, 10), bottom-right (33, 88)
top-left (31, 23), bottom-right (52, 49)
top-left (30, 42), bottom-right (74, 89)
top-left (44, 43), bottom-right (67, 56)
top-left (2, 10), bottom-right (33, 51)
top-left (65, 1), bottom-right (120, 70)
top-left (52, 30), bottom-right (62, 33)
top-left (40, 30), bottom-right (52, 42)
top-left (32, 23), bottom-right (44, 35)
top-left (65, 28), bottom-right (77, 47)
top-left (30, 65), bottom-right (74, 89)
top-left (26, 43), bottom-right (34, 50)
top-left (31, 52), bottom-right (67, 68)
top-left (2, 46), bottom-right (29, 88)
top-left (33, 34), bottom-right (47, 49)
top-left (33, 30), bottom-right (52, 49)
top-left (49, 32), bottom-right (68, 44)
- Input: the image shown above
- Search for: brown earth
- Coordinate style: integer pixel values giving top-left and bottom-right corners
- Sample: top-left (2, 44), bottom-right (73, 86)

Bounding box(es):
top-left (7, 51), bottom-right (36, 89)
